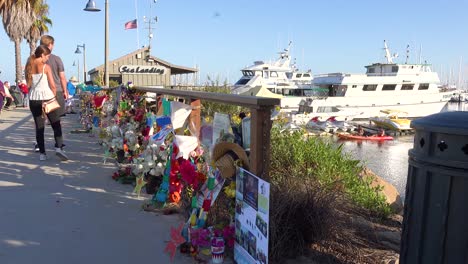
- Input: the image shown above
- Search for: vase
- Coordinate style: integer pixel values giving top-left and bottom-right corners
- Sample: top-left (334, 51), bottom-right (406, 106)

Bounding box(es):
top-left (211, 237), bottom-right (225, 264)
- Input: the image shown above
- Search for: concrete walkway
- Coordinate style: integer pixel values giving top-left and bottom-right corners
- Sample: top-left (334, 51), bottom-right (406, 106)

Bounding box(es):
top-left (0, 108), bottom-right (191, 264)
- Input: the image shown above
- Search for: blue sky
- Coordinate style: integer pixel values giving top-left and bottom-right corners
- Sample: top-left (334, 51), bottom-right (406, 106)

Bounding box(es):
top-left (1, 0), bottom-right (468, 85)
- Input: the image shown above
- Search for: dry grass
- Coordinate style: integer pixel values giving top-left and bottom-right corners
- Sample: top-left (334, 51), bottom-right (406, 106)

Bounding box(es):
top-left (268, 177), bottom-right (338, 263)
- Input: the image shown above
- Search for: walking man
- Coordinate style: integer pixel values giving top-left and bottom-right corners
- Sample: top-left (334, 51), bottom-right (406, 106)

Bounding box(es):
top-left (34, 35), bottom-right (69, 152)
top-left (40, 35), bottom-right (69, 117)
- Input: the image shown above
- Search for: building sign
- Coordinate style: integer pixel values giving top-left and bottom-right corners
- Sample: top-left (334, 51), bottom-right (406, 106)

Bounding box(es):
top-left (119, 65), bottom-right (166, 74)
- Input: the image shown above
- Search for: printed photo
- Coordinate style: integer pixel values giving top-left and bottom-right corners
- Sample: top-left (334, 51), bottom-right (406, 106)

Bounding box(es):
top-left (235, 200), bottom-right (244, 215)
top-left (258, 194), bottom-right (269, 214)
top-left (243, 171), bottom-right (258, 210)
top-left (247, 231), bottom-right (257, 259)
top-left (256, 214), bottom-right (268, 238)
top-left (256, 248), bottom-right (267, 264)
top-left (236, 170), bottom-right (244, 199)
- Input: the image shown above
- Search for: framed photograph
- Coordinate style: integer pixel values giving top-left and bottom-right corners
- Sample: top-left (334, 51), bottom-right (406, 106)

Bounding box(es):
top-left (241, 117), bottom-right (251, 150)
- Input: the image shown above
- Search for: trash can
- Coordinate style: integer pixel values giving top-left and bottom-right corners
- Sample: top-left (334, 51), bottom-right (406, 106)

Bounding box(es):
top-left (400, 111), bottom-right (468, 264)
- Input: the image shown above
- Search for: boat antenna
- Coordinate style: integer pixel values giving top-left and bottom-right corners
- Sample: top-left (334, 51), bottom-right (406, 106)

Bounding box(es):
top-left (383, 40), bottom-right (398, 63)
top-left (405, 45), bottom-right (410, 64)
top-left (279, 41), bottom-right (292, 60)
top-left (286, 40), bottom-right (292, 52)
top-left (418, 44), bottom-right (422, 64)
top-left (144, 0), bottom-right (158, 54)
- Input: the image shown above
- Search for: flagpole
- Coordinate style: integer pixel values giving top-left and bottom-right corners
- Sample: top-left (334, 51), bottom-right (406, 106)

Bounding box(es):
top-left (135, 0), bottom-right (140, 48)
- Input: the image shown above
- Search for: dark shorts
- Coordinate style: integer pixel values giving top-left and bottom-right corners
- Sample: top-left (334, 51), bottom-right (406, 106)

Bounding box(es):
top-left (56, 91), bottom-right (66, 116)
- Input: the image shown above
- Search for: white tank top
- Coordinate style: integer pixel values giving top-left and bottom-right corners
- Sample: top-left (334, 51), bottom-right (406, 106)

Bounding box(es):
top-left (29, 64), bottom-right (55, 100)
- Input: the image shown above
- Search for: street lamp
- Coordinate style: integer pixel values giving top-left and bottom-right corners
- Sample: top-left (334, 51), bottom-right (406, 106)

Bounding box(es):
top-left (75, 44), bottom-right (86, 83)
top-left (84, 0), bottom-right (109, 87)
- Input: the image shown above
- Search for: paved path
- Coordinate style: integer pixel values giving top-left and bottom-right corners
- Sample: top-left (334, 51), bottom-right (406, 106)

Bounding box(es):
top-left (0, 108), bottom-right (191, 264)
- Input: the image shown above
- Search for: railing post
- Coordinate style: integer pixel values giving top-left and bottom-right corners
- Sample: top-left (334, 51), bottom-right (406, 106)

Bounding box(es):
top-left (189, 99), bottom-right (201, 136)
top-left (250, 106), bottom-right (273, 180)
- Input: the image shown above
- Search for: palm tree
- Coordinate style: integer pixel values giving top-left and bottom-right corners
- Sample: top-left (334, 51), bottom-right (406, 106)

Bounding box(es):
top-left (0, 0), bottom-right (41, 82)
top-left (26, 2), bottom-right (52, 55)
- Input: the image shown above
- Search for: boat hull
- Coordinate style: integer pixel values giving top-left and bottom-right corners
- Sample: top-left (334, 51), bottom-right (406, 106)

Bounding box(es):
top-left (308, 98), bottom-right (449, 120)
top-left (337, 133), bottom-right (394, 141)
top-left (369, 117), bottom-right (412, 130)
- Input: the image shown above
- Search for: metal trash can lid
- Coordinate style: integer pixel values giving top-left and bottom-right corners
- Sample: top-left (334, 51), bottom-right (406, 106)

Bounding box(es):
top-left (410, 111), bottom-right (468, 170)
top-left (411, 111), bottom-right (468, 135)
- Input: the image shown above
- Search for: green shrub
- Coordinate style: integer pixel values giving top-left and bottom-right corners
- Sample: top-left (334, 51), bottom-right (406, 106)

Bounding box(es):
top-left (269, 126), bottom-right (392, 217)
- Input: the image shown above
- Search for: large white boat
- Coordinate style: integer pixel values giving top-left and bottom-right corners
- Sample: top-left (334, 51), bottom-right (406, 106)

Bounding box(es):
top-left (302, 41), bottom-right (452, 119)
top-left (231, 42), bottom-right (318, 111)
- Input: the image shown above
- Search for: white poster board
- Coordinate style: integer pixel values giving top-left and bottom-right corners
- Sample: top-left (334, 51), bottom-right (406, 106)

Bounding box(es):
top-left (234, 168), bottom-right (269, 264)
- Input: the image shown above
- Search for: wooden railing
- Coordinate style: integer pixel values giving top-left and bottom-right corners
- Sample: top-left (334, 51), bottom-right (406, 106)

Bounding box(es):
top-left (135, 86), bottom-right (280, 180)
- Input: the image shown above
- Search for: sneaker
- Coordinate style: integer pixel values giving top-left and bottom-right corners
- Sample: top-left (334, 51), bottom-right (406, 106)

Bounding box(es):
top-left (55, 147), bottom-right (69, 161)
top-left (34, 143), bottom-right (39, 152)
top-left (40, 154), bottom-right (47, 161)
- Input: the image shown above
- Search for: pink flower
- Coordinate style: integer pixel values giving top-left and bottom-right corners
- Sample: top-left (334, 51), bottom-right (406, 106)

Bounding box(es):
top-left (190, 228), bottom-right (211, 247)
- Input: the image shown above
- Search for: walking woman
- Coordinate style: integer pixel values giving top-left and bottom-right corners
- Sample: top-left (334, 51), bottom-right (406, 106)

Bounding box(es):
top-left (25, 45), bottom-right (68, 161)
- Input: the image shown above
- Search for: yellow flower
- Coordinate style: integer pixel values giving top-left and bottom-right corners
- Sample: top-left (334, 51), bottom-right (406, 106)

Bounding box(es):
top-left (223, 181), bottom-right (236, 198)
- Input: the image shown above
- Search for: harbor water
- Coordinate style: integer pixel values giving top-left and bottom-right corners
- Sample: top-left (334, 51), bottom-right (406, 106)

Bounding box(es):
top-left (332, 102), bottom-right (468, 200)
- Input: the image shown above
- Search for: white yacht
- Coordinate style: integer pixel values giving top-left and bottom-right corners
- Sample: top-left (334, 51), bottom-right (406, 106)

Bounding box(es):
top-left (231, 42), bottom-right (318, 111)
top-left (302, 41), bottom-right (452, 119)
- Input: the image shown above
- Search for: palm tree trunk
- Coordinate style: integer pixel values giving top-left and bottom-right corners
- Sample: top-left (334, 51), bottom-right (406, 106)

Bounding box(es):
top-left (29, 41), bottom-right (36, 55)
top-left (14, 38), bottom-right (22, 83)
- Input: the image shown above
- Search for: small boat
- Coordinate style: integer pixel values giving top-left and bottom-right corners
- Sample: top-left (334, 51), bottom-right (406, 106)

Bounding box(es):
top-left (369, 109), bottom-right (412, 131)
top-left (337, 133), bottom-right (394, 141)
top-left (326, 116), bottom-right (356, 131)
top-left (306, 116), bottom-right (337, 133)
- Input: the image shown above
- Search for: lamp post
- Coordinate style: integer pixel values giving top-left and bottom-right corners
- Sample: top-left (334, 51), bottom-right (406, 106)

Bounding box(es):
top-left (84, 0), bottom-right (109, 87)
top-left (75, 44), bottom-right (86, 83)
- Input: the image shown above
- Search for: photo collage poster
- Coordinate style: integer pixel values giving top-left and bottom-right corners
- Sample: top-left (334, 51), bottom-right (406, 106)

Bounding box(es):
top-left (234, 168), bottom-right (270, 264)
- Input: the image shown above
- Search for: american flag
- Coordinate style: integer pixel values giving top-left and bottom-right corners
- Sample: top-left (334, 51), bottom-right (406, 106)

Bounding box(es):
top-left (124, 19), bottom-right (137, 30)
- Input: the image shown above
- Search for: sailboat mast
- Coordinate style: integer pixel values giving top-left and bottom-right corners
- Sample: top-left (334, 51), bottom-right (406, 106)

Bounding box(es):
top-left (418, 44), bottom-right (422, 64)
top-left (458, 56), bottom-right (463, 89)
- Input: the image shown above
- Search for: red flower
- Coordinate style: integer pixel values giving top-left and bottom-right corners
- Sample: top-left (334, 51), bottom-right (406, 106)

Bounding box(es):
top-left (179, 159), bottom-right (198, 187)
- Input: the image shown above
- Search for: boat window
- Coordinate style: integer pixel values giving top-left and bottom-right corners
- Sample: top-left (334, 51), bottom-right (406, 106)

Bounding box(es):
top-left (352, 85), bottom-right (357, 88)
top-left (392, 66), bottom-right (399, 73)
top-left (283, 89), bottom-right (291, 96)
top-left (235, 79), bottom-right (250, 85)
top-left (401, 84), bottom-right (414, 90)
top-left (270, 71), bottom-right (278, 77)
top-left (286, 72), bottom-right (292, 79)
top-left (317, 106), bottom-right (340, 113)
top-left (303, 73), bottom-right (311, 77)
top-left (363, 84), bottom-right (377, 91)
top-left (242, 71), bottom-right (251, 76)
top-left (418, 83), bottom-right (429, 90)
top-left (382, 84), bottom-right (396, 91)
top-left (263, 71), bottom-right (269, 78)
top-left (367, 68), bottom-right (375, 73)
top-left (296, 73), bottom-right (302, 78)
